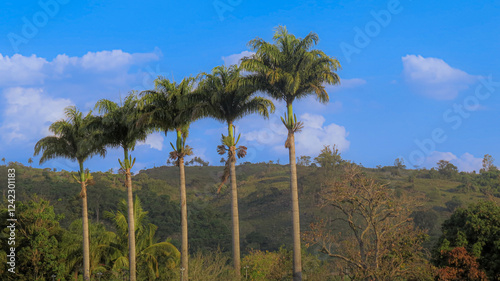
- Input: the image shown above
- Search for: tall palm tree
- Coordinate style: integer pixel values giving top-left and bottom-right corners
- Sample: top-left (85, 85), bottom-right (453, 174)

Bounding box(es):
top-left (34, 106), bottom-right (106, 280)
top-left (105, 197), bottom-right (180, 280)
top-left (140, 77), bottom-right (196, 280)
top-left (241, 26), bottom-right (341, 280)
top-left (195, 64), bottom-right (275, 275)
top-left (95, 93), bottom-right (149, 281)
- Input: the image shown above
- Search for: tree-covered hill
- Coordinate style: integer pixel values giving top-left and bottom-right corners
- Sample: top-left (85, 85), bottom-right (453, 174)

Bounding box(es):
top-left (2, 159), bottom-right (497, 255)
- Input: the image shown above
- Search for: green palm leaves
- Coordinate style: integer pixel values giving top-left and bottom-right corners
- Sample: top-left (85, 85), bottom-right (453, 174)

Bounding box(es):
top-left (95, 93), bottom-right (148, 153)
top-left (105, 197), bottom-right (180, 279)
top-left (141, 77), bottom-right (196, 164)
top-left (241, 25), bottom-right (340, 127)
top-left (34, 106), bottom-right (106, 167)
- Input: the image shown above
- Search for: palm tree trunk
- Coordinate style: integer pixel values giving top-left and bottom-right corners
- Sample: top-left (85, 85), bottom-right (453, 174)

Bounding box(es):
top-left (81, 180), bottom-right (91, 281)
top-left (288, 131), bottom-right (302, 281)
top-left (230, 152), bottom-right (241, 276)
top-left (179, 156), bottom-right (188, 280)
top-left (124, 147), bottom-right (137, 281)
top-left (126, 168), bottom-right (137, 281)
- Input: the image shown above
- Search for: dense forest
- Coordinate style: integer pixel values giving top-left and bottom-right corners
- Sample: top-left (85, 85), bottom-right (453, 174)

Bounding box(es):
top-left (1, 152), bottom-right (500, 280)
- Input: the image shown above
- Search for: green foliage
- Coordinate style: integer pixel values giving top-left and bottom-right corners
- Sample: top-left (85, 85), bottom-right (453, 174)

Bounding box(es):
top-left (187, 202), bottom-right (231, 253)
top-left (95, 92), bottom-right (149, 160)
top-left (105, 196), bottom-right (180, 280)
top-left (434, 201), bottom-right (500, 280)
top-left (437, 160), bottom-right (459, 179)
top-left (394, 157), bottom-right (406, 169)
top-left (445, 196), bottom-right (464, 212)
top-left (480, 154), bottom-right (497, 174)
top-left (188, 249), bottom-right (238, 281)
top-left (242, 248), bottom-right (291, 280)
top-left (314, 145), bottom-right (343, 170)
top-left (296, 155), bottom-right (311, 166)
top-left (412, 209), bottom-right (439, 232)
top-left (140, 76), bottom-right (196, 137)
top-left (5, 156), bottom-right (500, 279)
top-left (241, 247), bottom-right (334, 281)
top-left (61, 219), bottom-right (117, 277)
top-left (187, 156), bottom-right (209, 166)
top-left (0, 197), bottom-right (66, 280)
top-left (194, 64), bottom-right (275, 126)
top-left (34, 106), bottom-right (106, 167)
top-left (241, 25), bottom-right (341, 105)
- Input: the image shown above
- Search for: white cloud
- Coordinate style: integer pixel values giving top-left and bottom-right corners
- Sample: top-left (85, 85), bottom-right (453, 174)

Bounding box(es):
top-left (137, 132), bottom-right (164, 151)
top-left (342, 78), bottom-right (366, 87)
top-left (0, 54), bottom-right (47, 86)
top-left (222, 51), bottom-right (255, 66)
top-left (294, 113), bottom-right (350, 156)
top-left (1, 87), bottom-right (73, 143)
top-left (0, 50), bottom-right (161, 87)
top-left (402, 55), bottom-right (478, 100)
top-left (424, 151), bottom-right (482, 172)
top-left (79, 49), bottom-right (160, 72)
top-left (243, 113), bottom-right (350, 157)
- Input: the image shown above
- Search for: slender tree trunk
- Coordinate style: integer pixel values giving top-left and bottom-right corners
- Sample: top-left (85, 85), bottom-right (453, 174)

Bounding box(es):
top-left (124, 148), bottom-right (137, 281)
top-left (230, 151), bottom-right (241, 277)
top-left (125, 169), bottom-right (137, 281)
top-left (288, 132), bottom-right (302, 280)
top-left (228, 122), bottom-right (241, 277)
top-left (179, 156), bottom-right (188, 280)
top-left (81, 180), bottom-right (91, 281)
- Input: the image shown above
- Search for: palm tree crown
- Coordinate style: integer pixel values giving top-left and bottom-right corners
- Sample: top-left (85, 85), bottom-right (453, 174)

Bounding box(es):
top-left (241, 25), bottom-right (340, 126)
top-left (141, 77), bottom-right (196, 133)
top-left (95, 93), bottom-right (148, 152)
top-left (195, 65), bottom-right (275, 127)
top-left (34, 106), bottom-right (105, 166)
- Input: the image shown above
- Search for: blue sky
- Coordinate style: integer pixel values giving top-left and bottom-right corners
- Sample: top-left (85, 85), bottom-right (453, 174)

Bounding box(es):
top-left (1, 0), bottom-right (499, 173)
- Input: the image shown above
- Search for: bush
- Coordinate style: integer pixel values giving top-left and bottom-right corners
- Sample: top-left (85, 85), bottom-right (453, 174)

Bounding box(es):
top-left (242, 247), bottom-right (334, 281)
top-left (188, 249), bottom-right (237, 281)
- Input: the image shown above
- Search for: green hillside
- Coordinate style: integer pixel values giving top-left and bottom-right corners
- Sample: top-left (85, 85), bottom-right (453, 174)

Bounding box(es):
top-left (2, 161), bottom-right (495, 254)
